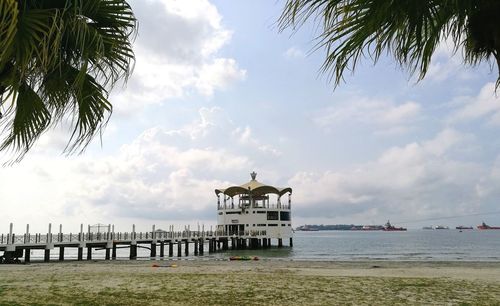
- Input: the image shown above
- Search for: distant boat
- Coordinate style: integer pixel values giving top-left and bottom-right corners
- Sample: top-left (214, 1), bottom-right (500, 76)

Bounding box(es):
top-left (383, 220), bottom-right (407, 231)
top-left (434, 225), bottom-right (449, 230)
top-left (362, 225), bottom-right (384, 231)
top-left (296, 226), bottom-right (319, 231)
top-left (477, 222), bottom-right (500, 230)
top-left (422, 226), bottom-right (433, 230)
top-left (455, 226), bottom-right (473, 230)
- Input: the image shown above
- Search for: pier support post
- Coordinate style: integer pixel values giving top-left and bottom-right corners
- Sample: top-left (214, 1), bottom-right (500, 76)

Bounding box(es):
top-left (25, 249), bottom-right (30, 263)
top-left (59, 247), bottom-right (65, 261)
top-left (78, 247), bottom-right (83, 261)
top-left (278, 238), bottom-right (283, 248)
top-left (289, 238), bottom-right (293, 247)
top-left (87, 247), bottom-right (92, 260)
top-left (267, 238), bottom-right (271, 247)
top-left (241, 238), bottom-right (247, 249)
top-left (112, 244), bottom-right (117, 259)
top-left (231, 238), bottom-right (236, 250)
top-left (160, 241), bottom-right (165, 258)
top-left (194, 240), bottom-right (199, 255)
top-left (151, 242), bottom-right (157, 258)
top-left (105, 248), bottom-right (111, 260)
top-left (199, 239), bottom-right (204, 255)
top-left (169, 242), bottom-right (173, 257)
top-left (263, 238), bottom-right (267, 248)
top-left (130, 244), bottom-right (137, 260)
top-left (177, 241), bottom-right (182, 257)
top-left (44, 249), bottom-right (50, 262)
top-left (184, 240), bottom-right (189, 256)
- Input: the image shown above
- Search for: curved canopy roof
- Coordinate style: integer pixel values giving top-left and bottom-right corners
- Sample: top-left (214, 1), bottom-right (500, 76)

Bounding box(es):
top-left (215, 172), bottom-right (292, 197)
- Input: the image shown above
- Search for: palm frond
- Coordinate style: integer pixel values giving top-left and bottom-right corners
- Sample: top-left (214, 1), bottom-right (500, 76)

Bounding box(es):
top-left (0, 0), bottom-right (18, 70)
top-left (0, 0), bottom-right (136, 160)
top-left (0, 82), bottom-right (51, 160)
top-left (278, 0), bottom-right (500, 86)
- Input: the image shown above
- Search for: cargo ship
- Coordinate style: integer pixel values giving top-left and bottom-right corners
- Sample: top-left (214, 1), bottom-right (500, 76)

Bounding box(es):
top-left (455, 226), bottom-right (473, 230)
top-left (383, 220), bottom-right (407, 231)
top-left (477, 222), bottom-right (500, 230)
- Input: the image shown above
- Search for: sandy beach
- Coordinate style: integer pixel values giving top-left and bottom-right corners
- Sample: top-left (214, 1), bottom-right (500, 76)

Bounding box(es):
top-left (1, 259), bottom-right (499, 305)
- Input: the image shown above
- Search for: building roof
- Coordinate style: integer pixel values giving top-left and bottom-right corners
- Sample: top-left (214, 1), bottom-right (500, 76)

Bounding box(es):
top-left (215, 172), bottom-right (292, 197)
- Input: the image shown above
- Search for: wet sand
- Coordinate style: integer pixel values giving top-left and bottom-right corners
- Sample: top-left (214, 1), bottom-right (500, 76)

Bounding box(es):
top-left (1, 260), bottom-right (499, 305)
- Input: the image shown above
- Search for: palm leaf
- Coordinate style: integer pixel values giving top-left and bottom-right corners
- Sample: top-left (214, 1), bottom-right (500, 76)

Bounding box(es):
top-left (278, 0), bottom-right (500, 86)
top-left (0, 0), bottom-right (136, 160)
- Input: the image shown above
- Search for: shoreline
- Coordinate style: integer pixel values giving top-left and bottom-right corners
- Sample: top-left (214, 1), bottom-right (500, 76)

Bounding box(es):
top-left (1, 259), bottom-right (499, 305)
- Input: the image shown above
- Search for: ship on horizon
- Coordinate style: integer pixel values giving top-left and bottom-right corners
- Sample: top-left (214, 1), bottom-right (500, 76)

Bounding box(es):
top-left (477, 222), bottom-right (500, 230)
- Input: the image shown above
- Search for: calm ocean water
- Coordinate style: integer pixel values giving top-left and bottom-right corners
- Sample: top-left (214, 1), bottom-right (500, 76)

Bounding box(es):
top-left (26, 230), bottom-right (500, 262)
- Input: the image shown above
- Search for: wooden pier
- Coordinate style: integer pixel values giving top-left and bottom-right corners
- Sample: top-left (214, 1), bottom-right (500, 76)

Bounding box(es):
top-left (0, 223), bottom-right (292, 263)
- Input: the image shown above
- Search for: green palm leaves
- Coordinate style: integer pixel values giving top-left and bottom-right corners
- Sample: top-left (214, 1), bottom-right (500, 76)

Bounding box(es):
top-left (0, 0), bottom-right (136, 161)
top-left (278, 0), bottom-right (500, 86)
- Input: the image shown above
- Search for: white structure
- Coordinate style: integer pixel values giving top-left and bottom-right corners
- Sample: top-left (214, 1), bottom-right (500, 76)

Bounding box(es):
top-left (215, 172), bottom-right (293, 244)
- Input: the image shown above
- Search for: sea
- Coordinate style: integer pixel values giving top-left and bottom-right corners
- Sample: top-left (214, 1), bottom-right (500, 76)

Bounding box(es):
top-left (25, 229), bottom-right (500, 262)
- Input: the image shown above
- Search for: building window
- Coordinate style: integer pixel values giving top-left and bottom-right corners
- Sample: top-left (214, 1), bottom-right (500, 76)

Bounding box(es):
top-left (267, 211), bottom-right (279, 220)
top-left (281, 224), bottom-right (286, 226)
top-left (226, 212), bottom-right (241, 215)
top-left (257, 224), bottom-right (266, 227)
top-left (218, 212), bottom-right (223, 215)
top-left (257, 211), bottom-right (266, 214)
top-left (280, 211), bottom-right (291, 221)
top-left (253, 224), bottom-right (255, 227)
top-left (268, 224), bottom-right (278, 227)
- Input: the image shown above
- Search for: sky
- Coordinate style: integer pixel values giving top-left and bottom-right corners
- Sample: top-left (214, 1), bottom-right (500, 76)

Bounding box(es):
top-left (1, 0), bottom-right (500, 233)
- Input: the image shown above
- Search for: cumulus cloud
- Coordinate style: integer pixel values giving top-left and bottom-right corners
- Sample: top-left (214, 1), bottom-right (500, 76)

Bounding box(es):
top-left (284, 46), bottom-right (305, 60)
top-left (0, 106), bottom-right (290, 231)
top-left (113, 0), bottom-right (246, 115)
top-left (448, 82), bottom-right (500, 125)
top-left (289, 128), bottom-right (485, 223)
top-left (314, 96), bottom-right (421, 135)
top-left (232, 126), bottom-right (282, 156)
top-left (424, 38), bottom-right (477, 83)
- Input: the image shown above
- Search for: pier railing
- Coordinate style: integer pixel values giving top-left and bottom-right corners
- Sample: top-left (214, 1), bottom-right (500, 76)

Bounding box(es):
top-left (0, 223), bottom-right (269, 246)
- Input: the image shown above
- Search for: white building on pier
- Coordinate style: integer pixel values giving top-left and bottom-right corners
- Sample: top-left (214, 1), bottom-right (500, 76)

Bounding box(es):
top-left (215, 172), bottom-right (293, 245)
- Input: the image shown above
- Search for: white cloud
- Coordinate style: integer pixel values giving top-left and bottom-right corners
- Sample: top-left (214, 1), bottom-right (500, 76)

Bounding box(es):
top-left (232, 126), bottom-right (282, 156)
top-left (289, 128), bottom-right (484, 222)
top-left (113, 0), bottom-right (246, 115)
top-left (314, 96), bottom-right (421, 135)
top-left (448, 82), bottom-right (500, 125)
top-left (425, 38), bottom-right (476, 82)
top-left (284, 47), bottom-right (305, 60)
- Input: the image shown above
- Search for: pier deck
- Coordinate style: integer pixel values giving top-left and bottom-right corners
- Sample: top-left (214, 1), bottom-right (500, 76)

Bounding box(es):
top-left (0, 223), bottom-right (291, 263)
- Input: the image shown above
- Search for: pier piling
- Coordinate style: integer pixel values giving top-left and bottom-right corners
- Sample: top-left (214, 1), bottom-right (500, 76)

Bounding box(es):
top-left (59, 247), bottom-right (64, 261)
